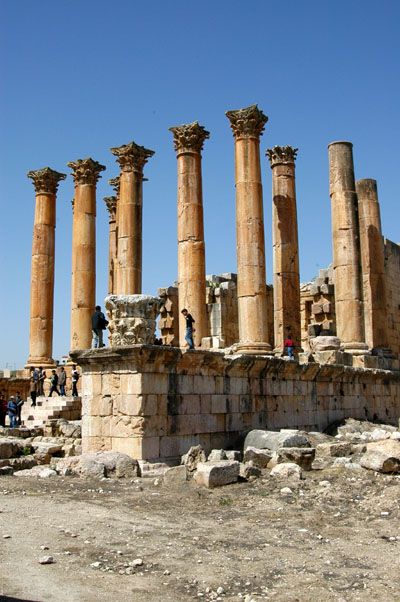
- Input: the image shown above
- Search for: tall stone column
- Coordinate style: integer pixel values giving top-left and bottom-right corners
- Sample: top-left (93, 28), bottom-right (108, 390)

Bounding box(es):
top-left (68, 158), bottom-right (105, 351)
top-left (226, 104), bottom-right (271, 354)
top-left (328, 142), bottom-right (367, 354)
top-left (169, 122), bottom-right (209, 348)
top-left (110, 141), bottom-right (154, 295)
top-left (356, 179), bottom-right (390, 352)
top-left (26, 167), bottom-right (66, 366)
top-left (266, 146), bottom-right (301, 354)
top-left (104, 196), bottom-right (118, 294)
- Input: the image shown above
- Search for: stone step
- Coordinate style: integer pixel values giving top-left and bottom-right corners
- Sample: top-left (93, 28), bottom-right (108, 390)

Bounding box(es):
top-left (21, 396), bottom-right (81, 427)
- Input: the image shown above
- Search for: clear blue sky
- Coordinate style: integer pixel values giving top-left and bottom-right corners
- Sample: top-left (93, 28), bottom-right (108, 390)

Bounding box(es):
top-left (1, 0), bottom-right (399, 369)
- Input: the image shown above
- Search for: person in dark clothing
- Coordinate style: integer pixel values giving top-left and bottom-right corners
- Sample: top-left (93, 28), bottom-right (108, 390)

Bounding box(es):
top-left (30, 368), bottom-right (38, 406)
top-left (181, 308), bottom-right (195, 350)
top-left (38, 367), bottom-right (46, 396)
top-left (71, 365), bottom-right (80, 397)
top-left (7, 396), bottom-right (18, 428)
top-left (49, 370), bottom-right (60, 397)
top-left (91, 305), bottom-right (108, 349)
top-left (0, 392), bottom-right (7, 427)
top-left (15, 392), bottom-right (24, 426)
top-left (58, 366), bottom-right (67, 396)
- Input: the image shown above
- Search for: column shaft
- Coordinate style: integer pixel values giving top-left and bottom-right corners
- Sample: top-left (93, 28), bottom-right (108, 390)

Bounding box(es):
top-left (68, 158), bottom-right (105, 351)
top-left (328, 142), bottom-right (367, 353)
top-left (170, 122), bottom-right (208, 348)
top-left (267, 146), bottom-right (300, 353)
top-left (27, 168), bottom-right (65, 366)
top-left (104, 196), bottom-right (118, 294)
top-left (356, 179), bottom-right (389, 351)
top-left (226, 104), bottom-right (271, 353)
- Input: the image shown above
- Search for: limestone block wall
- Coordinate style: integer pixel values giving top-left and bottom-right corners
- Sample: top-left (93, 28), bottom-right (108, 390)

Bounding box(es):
top-left (73, 346), bottom-right (400, 462)
top-left (300, 267), bottom-right (336, 351)
top-left (385, 239), bottom-right (400, 357)
top-left (158, 286), bottom-right (179, 346)
top-left (0, 376), bottom-right (30, 401)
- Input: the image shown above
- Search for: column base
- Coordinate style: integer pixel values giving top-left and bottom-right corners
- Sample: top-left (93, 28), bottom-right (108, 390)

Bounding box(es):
top-left (25, 358), bottom-right (57, 369)
top-left (341, 342), bottom-right (369, 355)
top-left (233, 342), bottom-right (273, 355)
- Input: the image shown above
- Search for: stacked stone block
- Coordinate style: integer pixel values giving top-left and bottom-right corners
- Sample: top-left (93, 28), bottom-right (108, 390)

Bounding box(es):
top-left (158, 286), bottom-right (179, 346)
top-left (300, 267), bottom-right (336, 351)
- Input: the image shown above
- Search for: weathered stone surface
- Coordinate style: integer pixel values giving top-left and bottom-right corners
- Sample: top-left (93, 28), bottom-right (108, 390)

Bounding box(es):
top-left (105, 294), bottom-right (162, 346)
top-left (244, 430), bottom-right (310, 452)
top-left (207, 449), bottom-right (228, 462)
top-left (243, 447), bottom-right (272, 469)
top-left (239, 463), bottom-right (261, 480)
top-left (9, 456), bottom-right (37, 471)
top-left (15, 466), bottom-right (57, 478)
top-left (0, 440), bottom-right (21, 460)
top-left (182, 445), bottom-right (207, 475)
top-left (270, 462), bottom-right (302, 480)
top-left (316, 442), bottom-right (353, 457)
top-left (310, 336), bottom-right (341, 352)
top-left (225, 450), bottom-right (242, 461)
top-left (272, 447), bottom-right (315, 471)
top-left (54, 452), bottom-right (138, 478)
top-left (163, 465), bottom-right (188, 486)
top-left (194, 460), bottom-right (240, 488)
top-left (360, 440), bottom-right (400, 474)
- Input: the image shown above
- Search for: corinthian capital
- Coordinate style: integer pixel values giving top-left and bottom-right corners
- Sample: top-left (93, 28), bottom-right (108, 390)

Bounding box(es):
top-left (225, 104), bottom-right (268, 139)
top-left (110, 141), bottom-right (155, 174)
top-left (266, 146), bottom-right (298, 167)
top-left (104, 196), bottom-right (117, 219)
top-left (67, 158), bottom-right (106, 185)
top-left (169, 121), bottom-right (210, 154)
top-left (27, 167), bottom-right (66, 194)
top-left (108, 176), bottom-right (120, 198)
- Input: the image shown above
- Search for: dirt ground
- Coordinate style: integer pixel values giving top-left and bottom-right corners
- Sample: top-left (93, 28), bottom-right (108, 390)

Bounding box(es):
top-left (0, 467), bottom-right (399, 602)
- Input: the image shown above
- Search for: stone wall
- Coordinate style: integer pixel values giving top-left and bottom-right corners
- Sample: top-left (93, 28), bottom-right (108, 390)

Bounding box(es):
top-left (300, 267), bottom-right (336, 352)
top-left (73, 346), bottom-right (400, 462)
top-left (385, 239), bottom-right (400, 357)
top-left (0, 376), bottom-right (30, 400)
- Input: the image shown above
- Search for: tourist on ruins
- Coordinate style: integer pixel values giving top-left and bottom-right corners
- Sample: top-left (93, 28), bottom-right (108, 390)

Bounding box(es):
top-left (91, 305), bottom-right (108, 349)
top-left (7, 396), bottom-right (18, 428)
top-left (15, 391), bottom-right (24, 425)
top-left (0, 392), bottom-right (7, 427)
top-left (181, 308), bottom-right (195, 350)
top-left (284, 334), bottom-right (295, 360)
top-left (30, 368), bottom-right (38, 406)
top-left (38, 366), bottom-right (46, 396)
top-left (58, 366), bottom-right (67, 396)
top-left (48, 369), bottom-right (60, 397)
top-left (71, 365), bottom-right (80, 397)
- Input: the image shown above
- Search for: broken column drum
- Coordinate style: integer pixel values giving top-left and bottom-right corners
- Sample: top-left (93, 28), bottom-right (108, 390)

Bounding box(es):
top-left (226, 104), bottom-right (271, 354)
top-left (169, 121), bottom-right (209, 348)
top-left (68, 158), bottom-right (105, 351)
top-left (328, 142), bottom-right (367, 354)
top-left (104, 196), bottom-right (118, 295)
top-left (267, 146), bottom-right (301, 354)
top-left (356, 178), bottom-right (390, 353)
top-left (110, 141), bottom-right (154, 295)
top-left (26, 167), bottom-right (66, 366)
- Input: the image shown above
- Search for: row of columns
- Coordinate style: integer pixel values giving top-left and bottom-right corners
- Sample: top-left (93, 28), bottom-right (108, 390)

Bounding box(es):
top-left (26, 105), bottom-right (390, 366)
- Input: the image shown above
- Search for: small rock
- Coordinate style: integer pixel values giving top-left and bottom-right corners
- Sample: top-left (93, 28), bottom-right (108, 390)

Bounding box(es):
top-left (39, 556), bottom-right (55, 565)
top-left (3, 534), bottom-right (11, 539)
top-left (90, 561), bottom-right (101, 568)
top-left (207, 449), bottom-right (228, 462)
top-left (270, 462), bottom-right (302, 480)
top-left (243, 447), bottom-right (272, 469)
top-left (194, 461), bottom-right (240, 488)
top-left (131, 558), bottom-right (143, 566)
top-left (280, 487), bottom-right (293, 495)
top-left (239, 463), bottom-right (261, 481)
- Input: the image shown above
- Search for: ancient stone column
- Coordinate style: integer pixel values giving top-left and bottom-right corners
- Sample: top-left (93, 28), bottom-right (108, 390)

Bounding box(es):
top-left (169, 121), bottom-right (209, 348)
top-left (104, 196), bottom-right (118, 294)
top-left (266, 146), bottom-right (301, 354)
top-left (26, 167), bottom-right (66, 366)
top-left (68, 158), bottom-right (105, 351)
top-left (356, 179), bottom-right (390, 352)
top-left (328, 142), bottom-right (367, 354)
top-left (226, 104), bottom-right (271, 353)
top-left (110, 142), bottom-right (154, 295)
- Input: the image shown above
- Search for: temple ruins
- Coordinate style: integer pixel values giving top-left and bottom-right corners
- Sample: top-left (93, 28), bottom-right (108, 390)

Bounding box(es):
top-left (19, 104), bottom-right (399, 462)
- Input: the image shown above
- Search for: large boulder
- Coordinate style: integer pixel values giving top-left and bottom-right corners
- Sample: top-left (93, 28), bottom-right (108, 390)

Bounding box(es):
top-left (271, 447), bottom-right (315, 471)
top-left (360, 440), bottom-right (400, 474)
top-left (244, 430), bottom-right (310, 453)
top-left (194, 461), bottom-right (240, 488)
top-left (243, 447), bottom-right (272, 469)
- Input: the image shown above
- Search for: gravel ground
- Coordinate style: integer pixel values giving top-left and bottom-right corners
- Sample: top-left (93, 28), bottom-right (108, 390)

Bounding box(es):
top-left (0, 467), bottom-right (399, 602)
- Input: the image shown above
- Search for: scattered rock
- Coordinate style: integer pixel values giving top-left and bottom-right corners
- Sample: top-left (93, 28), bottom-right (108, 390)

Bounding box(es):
top-left (38, 556), bottom-right (55, 565)
top-left (271, 447), bottom-right (315, 471)
top-left (239, 463), bottom-right (261, 481)
top-left (225, 450), bottom-right (241, 461)
top-left (360, 440), bottom-right (400, 474)
top-left (280, 487), bottom-right (293, 495)
top-left (14, 466), bottom-right (57, 478)
top-left (0, 466), bottom-right (13, 476)
top-left (207, 449), bottom-right (227, 462)
top-left (316, 442), bottom-right (353, 457)
top-left (270, 462), bottom-right (302, 480)
top-left (244, 430), bottom-right (310, 453)
top-left (182, 445), bottom-right (207, 475)
top-left (243, 447), bottom-right (272, 469)
top-left (194, 460), bottom-right (240, 488)
top-left (163, 465), bottom-right (188, 486)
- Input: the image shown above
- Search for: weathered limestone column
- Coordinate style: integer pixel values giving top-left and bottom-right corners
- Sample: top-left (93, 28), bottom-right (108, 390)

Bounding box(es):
top-left (104, 196), bottom-right (118, 294)
top-left (328, 142), bottom-right (367, 354)
top-left (226, 104), bottom-right (271, 354)
top-left (26, 167), bottom-right (66, 366)
top-left (169, 122), bottom-right (209, 348)
top-left (356, 179), bottom-right (390, 352)
top-left (110, 142), bottom-right (154, 295)
top-left (266, 146), bottom-right (301, 354)
top-left (68, 158), bottom-right (105, 350)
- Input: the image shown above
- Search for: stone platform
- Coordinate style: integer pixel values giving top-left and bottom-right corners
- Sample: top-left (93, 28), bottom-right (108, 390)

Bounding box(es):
top-left (21, 395), bottom-right (82, 427)
top-left (71, 345), bottom-right (400, 463)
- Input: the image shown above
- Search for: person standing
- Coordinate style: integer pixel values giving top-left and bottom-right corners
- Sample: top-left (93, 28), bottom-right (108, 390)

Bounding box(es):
top-left (71, 365), bottom-right (80, 397)
top-left (0, 392), bottom-right (7, 427)
top-left (91, 305), bottom-right (108, 349)
top-left (181, 308), bottom-right (195, 350)
top-left (38, 367), bottom-right (46, 396)
top-left (58, 366), bottom-right (67, 396)
top-left (284, 334), bottom-right (295, 360)
top-left (30, 368), bottom-right (38, 407)
top-left (15, 392), bottom-right (24, 426)
top-left (7, 396), bottom-right (18, 428)
top-left (48, 370), bottom-right (60, 397)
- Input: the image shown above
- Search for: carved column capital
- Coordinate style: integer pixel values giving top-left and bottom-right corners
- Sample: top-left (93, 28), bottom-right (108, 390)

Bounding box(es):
top-left (104, 196), bottom-right (117, 219)
top-left (226, 104), bottom-right (268, 139)
top-left (27, 167), bottom-right (66, 194)
top-left (108, 177), bottom-right (120, 198)
top-left (169, 121), bottom-right (210, 154)
top-left (110, 141), bottom-right (155, 175)
top-left (266, 145), bottom-right (298, 167)
top-left (67, 158), bottom-right (106, 185)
